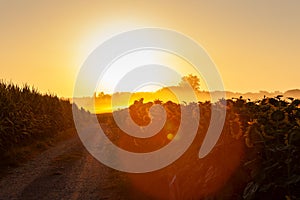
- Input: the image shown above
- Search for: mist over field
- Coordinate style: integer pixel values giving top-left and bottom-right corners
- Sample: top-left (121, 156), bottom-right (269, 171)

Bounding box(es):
top-left (74, 87), bottom-right (300, 113)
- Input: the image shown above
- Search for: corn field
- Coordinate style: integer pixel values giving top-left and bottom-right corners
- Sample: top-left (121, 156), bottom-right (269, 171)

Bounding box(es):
top-left (0, 81), bottom-right (88, 154)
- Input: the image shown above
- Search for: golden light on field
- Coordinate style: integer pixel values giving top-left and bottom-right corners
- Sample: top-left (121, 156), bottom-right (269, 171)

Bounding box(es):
top-left (2, 2), bottom-right (300, 200)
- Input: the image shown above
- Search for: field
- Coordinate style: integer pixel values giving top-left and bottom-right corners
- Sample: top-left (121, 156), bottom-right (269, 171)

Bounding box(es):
top-left (0, 82), bottom-right (90, 170)
top-left (1, 81), bottom-right (299, 199)
top-left (96, 97), bottom-right (300, 199)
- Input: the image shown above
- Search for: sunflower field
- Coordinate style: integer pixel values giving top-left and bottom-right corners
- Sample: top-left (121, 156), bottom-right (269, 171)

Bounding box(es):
top-left (97, 96), bottom-right (300, 199)
top-left (234, 96), bottom-right (300, 200)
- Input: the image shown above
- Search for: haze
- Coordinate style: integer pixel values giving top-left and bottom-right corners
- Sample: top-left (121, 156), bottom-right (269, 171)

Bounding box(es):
top-left (1, 0), bottom-right (299, 97)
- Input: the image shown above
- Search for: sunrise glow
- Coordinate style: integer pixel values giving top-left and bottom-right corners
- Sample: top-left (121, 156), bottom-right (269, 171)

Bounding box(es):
top-left (1, 1), bottom-right (299, 98)
top-left (1, 2), bottom-right (300, 200)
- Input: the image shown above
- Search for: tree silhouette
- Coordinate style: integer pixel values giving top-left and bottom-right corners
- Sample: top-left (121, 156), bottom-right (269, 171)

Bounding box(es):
top-left (179, 74), bottom-right (200, 91)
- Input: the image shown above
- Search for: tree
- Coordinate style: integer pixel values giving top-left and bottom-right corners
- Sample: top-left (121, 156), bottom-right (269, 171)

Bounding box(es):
top-left (179, 74), bottom-right (200, 91)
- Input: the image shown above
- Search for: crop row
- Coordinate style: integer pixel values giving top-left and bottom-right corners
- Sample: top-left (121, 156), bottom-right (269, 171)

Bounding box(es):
top-left (0, 82), bottom-right (89, 154)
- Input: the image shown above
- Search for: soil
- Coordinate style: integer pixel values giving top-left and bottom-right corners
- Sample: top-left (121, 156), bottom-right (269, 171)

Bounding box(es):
top-left (0, 130), bottom-right (134, 200)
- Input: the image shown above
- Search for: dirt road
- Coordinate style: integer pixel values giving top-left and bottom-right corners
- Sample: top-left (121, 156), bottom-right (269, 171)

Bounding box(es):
top-left (0, 131), bottom-right (132, 200)
top-left (0, 123), bottom-right (244, 199)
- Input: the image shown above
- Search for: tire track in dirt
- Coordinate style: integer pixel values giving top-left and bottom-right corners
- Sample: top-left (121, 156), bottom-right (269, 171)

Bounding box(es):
top-left (0, 130), bottom-right (128, 200)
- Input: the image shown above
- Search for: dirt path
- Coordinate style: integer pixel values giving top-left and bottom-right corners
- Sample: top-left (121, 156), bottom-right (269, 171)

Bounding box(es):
top-left (0, 130), bottom-right (130, 200)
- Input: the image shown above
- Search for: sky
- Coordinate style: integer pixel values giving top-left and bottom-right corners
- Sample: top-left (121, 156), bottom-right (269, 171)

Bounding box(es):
top-left (1, 0), bottom-right (300, 97)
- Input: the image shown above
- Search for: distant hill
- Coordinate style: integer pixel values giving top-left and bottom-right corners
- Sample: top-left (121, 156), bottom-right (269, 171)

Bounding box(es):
top-left (284, 89), bottom-right (300, 99)
top-left (72, 88), bottom-right (300, 113)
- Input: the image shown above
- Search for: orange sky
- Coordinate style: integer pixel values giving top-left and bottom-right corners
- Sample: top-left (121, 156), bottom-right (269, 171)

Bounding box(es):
top-left (1, 1), bottom-right (299, 97)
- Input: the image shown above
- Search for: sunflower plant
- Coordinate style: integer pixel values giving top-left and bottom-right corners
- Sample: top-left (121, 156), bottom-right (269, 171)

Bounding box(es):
top-left (239, 97), bottom-right (300, 200)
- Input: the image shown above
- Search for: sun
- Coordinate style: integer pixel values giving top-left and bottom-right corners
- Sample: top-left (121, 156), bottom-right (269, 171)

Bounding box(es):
top-left (96, 49), bottom-right (171, 94)
top-left (95, 49), bottom-right (203, 94)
